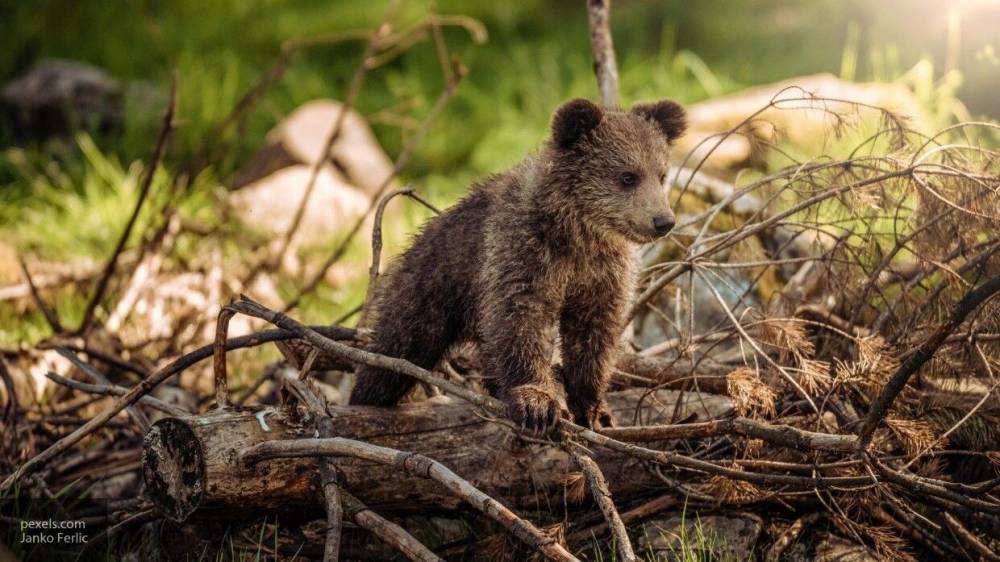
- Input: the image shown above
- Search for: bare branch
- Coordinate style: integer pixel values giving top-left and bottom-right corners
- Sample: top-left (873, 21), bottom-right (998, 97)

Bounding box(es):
top-left (569, 445), bottom-right (636, 562)
top-left (856, 276), bottom-right (1000, 450)
top-left (241, 437), bottom-right (579, 561)
top-left (78, 75), bottom-right (177, 334)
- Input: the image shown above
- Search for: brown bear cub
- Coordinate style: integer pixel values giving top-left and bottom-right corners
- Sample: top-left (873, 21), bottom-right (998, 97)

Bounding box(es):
top-left (350, 98), bottom-right (686, 431)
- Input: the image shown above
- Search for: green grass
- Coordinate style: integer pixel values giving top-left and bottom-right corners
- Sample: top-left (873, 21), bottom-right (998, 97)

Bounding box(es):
top-left (581, 503), bottom-right (740, 562)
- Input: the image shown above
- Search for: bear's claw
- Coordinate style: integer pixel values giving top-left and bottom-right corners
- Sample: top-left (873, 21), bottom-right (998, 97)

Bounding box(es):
top-left (571, 399), bottom-right (616, 430)
top-left (505, 385), bottom-right (566, 434)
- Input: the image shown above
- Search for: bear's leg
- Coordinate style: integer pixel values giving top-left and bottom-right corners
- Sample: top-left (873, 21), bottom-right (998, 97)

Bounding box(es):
top-left (559, 283), bottom-right (626, 429)
top-left (349, 303), bottom-right (458, 406)
top-left (479, 278), bottom-right (563, 433)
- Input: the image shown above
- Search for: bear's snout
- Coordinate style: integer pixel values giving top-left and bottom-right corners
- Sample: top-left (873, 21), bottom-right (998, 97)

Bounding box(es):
top-left (652, 215), bottom-right (675, 236)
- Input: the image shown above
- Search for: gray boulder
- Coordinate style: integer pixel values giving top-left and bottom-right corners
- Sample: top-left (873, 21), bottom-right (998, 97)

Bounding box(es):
top-left (1, 59), bottom-right (122, 141)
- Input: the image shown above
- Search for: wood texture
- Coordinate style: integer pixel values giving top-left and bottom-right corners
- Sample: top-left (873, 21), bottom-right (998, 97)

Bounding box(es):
top-left (142, 388), bottom-right (731, 521)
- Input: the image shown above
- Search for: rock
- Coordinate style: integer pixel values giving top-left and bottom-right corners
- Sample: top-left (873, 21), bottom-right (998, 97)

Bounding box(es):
top-left (677, 73), bottom-right (928, 171)
top-left (228, 164), bottom-right (371, 272)
top-left (232, 99), bottom-right (396, 195)
top-left (1, 59), bottom-right (122, 141)
top-left (638, 512), bottom-right (763, 561)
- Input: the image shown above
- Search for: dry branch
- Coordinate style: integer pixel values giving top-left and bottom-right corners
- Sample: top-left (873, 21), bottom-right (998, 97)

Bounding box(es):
top-left (570, 446), bottom-right (636, 562)
top-left (600, 417), bottom-right (857, 452)
top-left (0, 325), bottom-right (351, 492)
top-left (266, 0), bottom-right (403, 275)
top-left (283, 61), bottom-right (465, 312)
top-left (241, 438), bottom-right (579, 561)
top-left (340, 490), bottom-right (444, 562)
top-left (765, 513), bottom-right (820, 562)
top-left (54, 347), bottom-right (151, 432)
top-left (44, 372), bottom-right (189, 417)
top-left (857, 276), bottom-right (1000, 449)
top-left (18, 259), bottom-right (62, 332)
top-left (565, 494), bottom-right (677, 545)
top-left (365, 186), bottom-right (415, 311)
top-left (78, 76), bottom-right (177, 334)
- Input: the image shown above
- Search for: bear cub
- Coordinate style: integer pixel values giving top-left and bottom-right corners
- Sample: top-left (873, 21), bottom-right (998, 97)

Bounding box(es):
top-left (350, 97), bottom-right (686, 431)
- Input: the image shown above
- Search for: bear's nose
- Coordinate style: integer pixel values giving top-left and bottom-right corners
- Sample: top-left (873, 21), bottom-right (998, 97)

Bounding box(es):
top-left (652, 215), bottom-right (675, 235)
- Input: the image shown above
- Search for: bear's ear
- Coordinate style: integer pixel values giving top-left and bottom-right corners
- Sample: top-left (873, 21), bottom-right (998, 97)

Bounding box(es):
top-left (631, 100), bottom-right (687, 143)
top-left (552, 98), bottom-right (603, 149)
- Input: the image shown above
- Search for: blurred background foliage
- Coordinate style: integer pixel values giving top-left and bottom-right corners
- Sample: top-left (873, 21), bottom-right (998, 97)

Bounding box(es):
top-left (0, 0), bottom-right (997, 344)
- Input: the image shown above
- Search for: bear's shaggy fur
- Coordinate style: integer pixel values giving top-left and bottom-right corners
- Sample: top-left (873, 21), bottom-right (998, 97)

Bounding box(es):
top-left (349, 98), bottom-right (686, 430)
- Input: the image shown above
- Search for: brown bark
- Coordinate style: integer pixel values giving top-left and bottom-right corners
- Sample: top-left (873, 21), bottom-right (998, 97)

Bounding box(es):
top-left (142, 388), bottom-right (731, 522)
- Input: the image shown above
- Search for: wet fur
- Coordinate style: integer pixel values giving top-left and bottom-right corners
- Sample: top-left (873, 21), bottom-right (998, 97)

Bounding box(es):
top-left (350, 99), bottom-right (686, 431)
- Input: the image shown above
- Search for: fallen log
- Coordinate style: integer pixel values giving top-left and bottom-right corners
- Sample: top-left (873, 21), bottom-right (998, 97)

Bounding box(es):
top-left (142, 388), bottom-right (731, 522)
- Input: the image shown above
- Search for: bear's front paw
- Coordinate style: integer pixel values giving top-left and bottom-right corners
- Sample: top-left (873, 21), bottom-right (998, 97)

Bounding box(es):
top-left (570, 399), bottom-right (616, 430)
top-left (504, 385), bottom-right (565, 434)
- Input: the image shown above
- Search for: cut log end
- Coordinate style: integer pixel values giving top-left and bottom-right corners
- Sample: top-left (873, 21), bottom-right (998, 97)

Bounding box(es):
top-left (142, 417), bottom-right (205, 522)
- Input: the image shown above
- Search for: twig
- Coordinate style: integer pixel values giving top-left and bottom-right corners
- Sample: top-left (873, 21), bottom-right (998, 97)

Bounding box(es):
top-left (191, 29), bottom-right (369, 171)
top-left (78, 74), bottom-right (177, 334)
top-left (868, 504), bottom-right (953, 560)
top-left (764, 513), bottom-right (820, 562)
top-left (44, 372), bottom-right (190, 417)
top-left (321, 458), bottom-right (343, 562)
top-left (341, 490), bottom-right (444, 562)
top-left (19, 259), bottom-right (62, 333)
top-left (231, 296), bottom-right (496, 410)
top-left (40, 342), bottom-right (149, 378)
top-left (569, 445), bottom-right (636, 562)
top-left (573, 424), bottom-right (872, 489)
top-left (856, 276), bottom-right (1000, 450)
top-left (212, 306), bottom-right (237, 409)
top-left (0, 360), bottom-right (18, 426)
top-left (365, 186), bottom-right (415, 312)
top-left (241, 438), bottom-right (578, 561)
top-left (942, 512), bottom-right (1000, 562)
top-left (0, 324), bottom-right (352, 491)
top-left (265, 0), bottom-right (404, 275)
top-left (600, 417), bottom-right (857, 452)
top-left (565, 494), bottom-right (676, 545)
top-left (283, 59), bottom-right (466, 312)
top-left (868, 456), bottom-right (1000, 514)
top-left (82, 508), bottom-right (158, 552)
top-left (54, 347), bottom-right (151, 432)
top-left (279, 357), bottom-right (344, 562)
top-left (105, 213), bottom-right (180, 333)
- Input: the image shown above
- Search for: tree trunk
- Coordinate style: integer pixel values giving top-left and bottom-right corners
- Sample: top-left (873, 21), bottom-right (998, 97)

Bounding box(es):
top-left (142, 388), bottom-right (731, 522)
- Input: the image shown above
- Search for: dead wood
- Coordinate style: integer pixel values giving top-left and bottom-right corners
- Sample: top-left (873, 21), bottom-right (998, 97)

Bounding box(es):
top-left (0, 325), bottom-right (352, 492)
top-left (340, 490), bottom-right (444, 562)
top-left (857, 275), bottom-right (1000, 450)
top-left (570, 445), bottom-right (636, 562)
top-left (77, 76), bottom-right (176, 334)
top-left (601, 417), bottom-right (857, 452)
top-left (242, 438), bottom-right (579, 561)
top-left (140, 387), bottom-right (729, 521)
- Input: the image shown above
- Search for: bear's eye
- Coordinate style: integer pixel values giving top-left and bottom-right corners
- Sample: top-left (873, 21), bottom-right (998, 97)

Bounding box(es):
top-left (659, 173), bottom-right (666, 185)
top-left (620, 172), bottom-right (638, 187)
